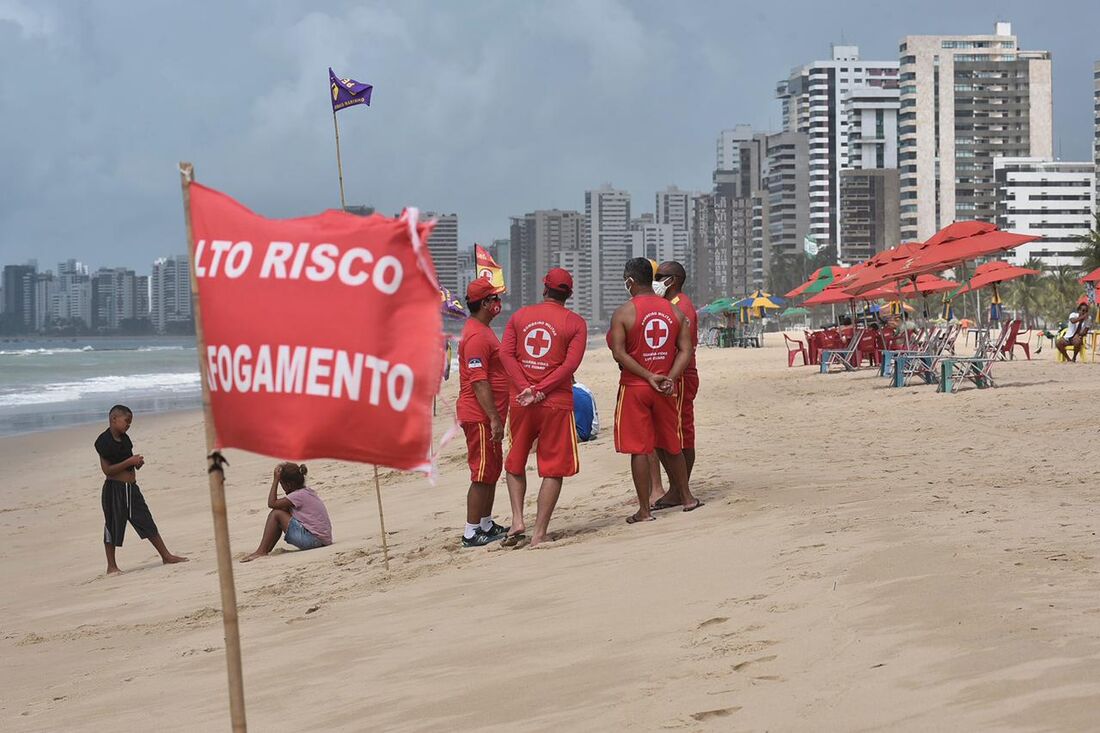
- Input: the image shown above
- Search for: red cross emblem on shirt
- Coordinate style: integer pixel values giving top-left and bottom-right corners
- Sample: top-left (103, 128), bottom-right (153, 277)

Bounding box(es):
top-left (644, 317), bottom-right (669, 349)
top-left (524, 327), bottom-right (552, 358)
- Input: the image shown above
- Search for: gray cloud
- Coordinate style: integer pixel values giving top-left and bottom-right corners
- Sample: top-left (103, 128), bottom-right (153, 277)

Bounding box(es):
top-left (1, 0), bottom-right (1096, 272)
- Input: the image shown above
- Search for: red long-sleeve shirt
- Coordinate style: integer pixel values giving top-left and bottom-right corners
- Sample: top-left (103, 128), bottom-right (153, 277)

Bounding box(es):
top-left (499, 300), bottom-right (588, 409)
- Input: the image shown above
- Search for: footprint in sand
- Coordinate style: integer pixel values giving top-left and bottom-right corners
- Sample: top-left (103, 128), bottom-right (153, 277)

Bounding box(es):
top-left (690, 706), bottom-right (741, 721)
top-left (732, 654), bottom-right (777, 672)
top-left (697, 617), bottom-right (729, 629)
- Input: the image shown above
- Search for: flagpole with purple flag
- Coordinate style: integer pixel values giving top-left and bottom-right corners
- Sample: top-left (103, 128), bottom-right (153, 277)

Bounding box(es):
top-left (328, 67), bottom-right (373, 209)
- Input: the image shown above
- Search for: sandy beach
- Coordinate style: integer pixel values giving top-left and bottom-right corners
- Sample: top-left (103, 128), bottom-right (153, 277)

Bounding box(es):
top-left (3, 337), bottom-right (1100, 731)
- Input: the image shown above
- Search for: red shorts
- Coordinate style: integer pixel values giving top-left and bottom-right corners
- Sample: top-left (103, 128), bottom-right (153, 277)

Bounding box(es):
top-left (613, 383), bottom-right (682, 456)
top-left (505, 405), bottom-right (579, 478)
top-left (462, 422), bottom-right (503, 484)
top-left (678, 372), bottom-right (699, 450)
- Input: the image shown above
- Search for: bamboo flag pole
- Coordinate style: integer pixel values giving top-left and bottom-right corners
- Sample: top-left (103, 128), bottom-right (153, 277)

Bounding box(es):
top-left (179, 162), bottom-right (248, 733)
top-left (373, 466), bottom-right (390, 570)
top-left (332, 111), bottom-right (347, 210)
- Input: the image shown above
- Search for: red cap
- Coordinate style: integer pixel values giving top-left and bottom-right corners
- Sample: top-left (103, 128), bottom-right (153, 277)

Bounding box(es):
top-left (466, 276), bottom-right (505, 302)
top-left (543, 267), bottom-right (573, 291)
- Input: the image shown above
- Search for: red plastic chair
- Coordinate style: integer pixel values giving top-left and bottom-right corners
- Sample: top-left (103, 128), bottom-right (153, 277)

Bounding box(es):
top-left (857, 330), bottom-right (879, 366)
top-left (1002, 319), bottom-right (1030, 360)
top-left (784, 333), bottom-right (808, 367)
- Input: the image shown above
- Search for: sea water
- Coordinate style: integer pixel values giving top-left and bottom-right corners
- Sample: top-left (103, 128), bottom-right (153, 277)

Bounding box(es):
top-left (0, 337), bottom-right (201, 436)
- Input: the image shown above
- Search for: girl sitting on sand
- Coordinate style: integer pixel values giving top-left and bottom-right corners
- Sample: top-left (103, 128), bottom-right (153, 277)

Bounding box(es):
top-left (241, 463), bottom-right (333, 562)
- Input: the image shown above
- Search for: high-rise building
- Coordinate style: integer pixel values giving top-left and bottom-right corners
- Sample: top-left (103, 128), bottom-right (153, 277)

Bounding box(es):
top-left (631, 220), bottom-right (677, 264)
top-left (151, 255), bottom-right (193, 333)
top-left (487, 238), bottom-right (514, 315)
top-left (456, 247), bottom-right (476, 298)
top-left (1, 264), bottom-right (37, 332)
top-left (898, 22), bottom-right (1053, 241)
top-left (421, 212), bottom-right (458, 294)
top-left (1094, 61), bottom-right (1099, 212)
top-left (717, 125), bottom-right (755, 172)
top-left (763, 131), bottom-right (811, 267)
top-left (693, 130), bottom-right (768, 301)
top-left (52, 260), bottom-right (92, 328)
top-left (91, 268), bottom-right (148, 330)
top-left (844, 87), bottom-right (901, 171)
top-left (776, 45), bottom-right (899, 254)
top-left (555, 248), bottom-right (594, 321)
top-left (994, 158), bottom-right (1095, 267)
top-left (840, 87), bottom-right (901, 262)
top-left (655, 185), bottom-right (693, 275)
top-left (508, 209), bottom-right (585, 311)
top-left (585, 185), bottom-right (631, 322)
top-left (839, 169), bottom-right (901, 262)
top-left (31, 272), bottom-right (58, 331)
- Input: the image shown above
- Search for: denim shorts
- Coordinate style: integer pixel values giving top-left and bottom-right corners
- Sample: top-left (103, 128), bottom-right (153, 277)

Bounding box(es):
top-left (285, 517), bottom-right (324, 550)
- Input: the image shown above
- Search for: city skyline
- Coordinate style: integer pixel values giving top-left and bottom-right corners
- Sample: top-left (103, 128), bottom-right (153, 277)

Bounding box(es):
top-left (3, 2), bottom-right (1099, 271)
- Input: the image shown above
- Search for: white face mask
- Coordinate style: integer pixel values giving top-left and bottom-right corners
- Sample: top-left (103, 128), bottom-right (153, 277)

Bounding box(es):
top-left (623, 278), bottom-right (633, 295)
top-left (652, 277), bottom-right (672, 298)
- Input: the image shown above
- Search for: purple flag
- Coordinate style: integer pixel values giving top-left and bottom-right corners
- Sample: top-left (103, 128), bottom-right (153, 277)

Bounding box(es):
top-left (329, 67), bottom-right (372, 112)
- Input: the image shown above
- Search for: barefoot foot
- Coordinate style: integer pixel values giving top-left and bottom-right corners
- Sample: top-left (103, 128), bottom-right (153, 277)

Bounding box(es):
top-left (529, 532), bottom-right (554, 548)
top-left (162, 554), bottom-right (189, 565)
top-left (106, 567), bottom-right (123, 576)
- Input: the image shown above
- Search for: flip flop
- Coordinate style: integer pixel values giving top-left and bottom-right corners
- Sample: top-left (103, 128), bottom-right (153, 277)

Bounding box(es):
top-left (626, 513), bottom-right (656, 524)
top-left (501, 533), bottom-right (526, 547)
top-left (651, 498), bottom-right (681, 511)
top-left (682, 500), bottom-right (705, 512)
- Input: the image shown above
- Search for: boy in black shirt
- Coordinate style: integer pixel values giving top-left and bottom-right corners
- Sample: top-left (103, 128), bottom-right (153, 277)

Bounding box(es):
top-left (95, 404), bottom-right (188, 574)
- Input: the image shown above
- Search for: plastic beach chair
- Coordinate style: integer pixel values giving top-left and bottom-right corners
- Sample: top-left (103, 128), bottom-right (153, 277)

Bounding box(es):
top-left (819, 327), bottom-right (866, 373)
top-left (882, 326), bottom-right (943, 378)
top-left (935, 324), bottom-right (1013, 393)
top-left (784, 333), bottom-right (808, 367)
top-left (896, 325), bottom-right (960, 387)
top-left (999, 319), bottom-right (1028, 360)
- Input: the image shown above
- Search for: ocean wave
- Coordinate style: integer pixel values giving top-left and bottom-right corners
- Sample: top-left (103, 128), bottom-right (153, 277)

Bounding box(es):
top-left (0, 347), bottom-right (93, 356)
top-left (0, 372), bottom-right (201, 407)
top-left (137, 345), bottom-right (190, 352)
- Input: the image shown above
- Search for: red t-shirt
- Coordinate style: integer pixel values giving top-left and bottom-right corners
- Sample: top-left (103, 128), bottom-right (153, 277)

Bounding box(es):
top-left (670, 292), bottom-right (698, 377)
top-left (499, 301), bottom-right (588, 409)
top-left (617, 294), bottom-right (682, 387)
top-left (457, 319), bottom-right (509, 424)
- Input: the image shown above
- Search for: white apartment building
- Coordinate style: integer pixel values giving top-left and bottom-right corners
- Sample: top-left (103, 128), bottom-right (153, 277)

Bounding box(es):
top-left (845, 87), bottom-right (900, 171)
top-left (456, 247), bottom-right (476, 298)
top-left (422, 212), bottom-right (459, 294)
top-left (585, 185), bottom-right (631, 322)
top-left (898, 22), bottom-right (1053, 241)
top-left (776, 45), bottom-right (899, 254)
top-left (1094, 61), bottom-right (1099, 211)
top-left (555, 248), bottom-right (593, 322)
top-left (151, 255), bottom-right (192, 333)
top-left (717, 125), bottom-right (754, 172)
top-left (994, 158), bottom-right (1095, 267)
top-left (655, 185), bottom-right (692, 272)
top-left (631, 221), bottom-right (677, 265)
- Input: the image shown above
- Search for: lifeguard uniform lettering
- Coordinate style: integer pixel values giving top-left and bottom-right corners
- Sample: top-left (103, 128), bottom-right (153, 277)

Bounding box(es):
top-left (457, 319), bottom-right (509, 483)
top-left (500, 301), bottom-right (587, 478)
top-left (613, 294), bottom-right (683, 455)
top-left (671, 292), bottom-right (699, 450)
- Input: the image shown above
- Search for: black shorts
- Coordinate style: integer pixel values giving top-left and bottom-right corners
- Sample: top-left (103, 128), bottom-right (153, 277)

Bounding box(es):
top-left (102, 480), bottom-right (159, 546)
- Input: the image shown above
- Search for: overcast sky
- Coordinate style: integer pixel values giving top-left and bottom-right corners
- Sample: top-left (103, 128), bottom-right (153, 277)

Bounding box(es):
top-left (2, 0), bottom-right (1097, 272)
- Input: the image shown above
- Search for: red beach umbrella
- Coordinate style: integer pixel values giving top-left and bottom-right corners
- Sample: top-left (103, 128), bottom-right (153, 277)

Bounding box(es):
top-left (954, 261), bottom-right (1041, 295)
top-left (1080, 267), bottom-right (1100, 284)
top-left (847, 223), bottom-right (1038, 295)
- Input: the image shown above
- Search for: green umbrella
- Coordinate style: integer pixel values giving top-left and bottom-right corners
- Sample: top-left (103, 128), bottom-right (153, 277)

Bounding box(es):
top-left (801, 266), bottom-right (850, 296)
top-left (781, 306), bottom-right (810, 318)
top-left (699, 297), bottom-right (738, 314)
